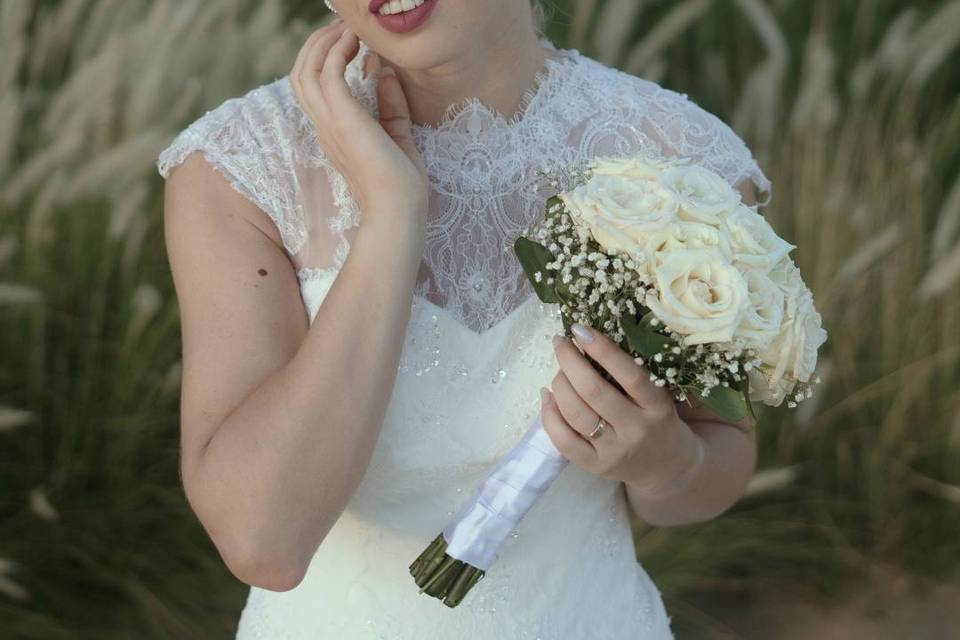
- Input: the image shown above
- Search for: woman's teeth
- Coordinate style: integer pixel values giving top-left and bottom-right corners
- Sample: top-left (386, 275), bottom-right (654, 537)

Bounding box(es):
top-left (378, 0), bottom-right (425, 16)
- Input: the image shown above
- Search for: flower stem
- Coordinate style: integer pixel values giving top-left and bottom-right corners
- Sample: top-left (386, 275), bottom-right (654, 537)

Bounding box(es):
top-left (409, 532), bottom-right (486, 608)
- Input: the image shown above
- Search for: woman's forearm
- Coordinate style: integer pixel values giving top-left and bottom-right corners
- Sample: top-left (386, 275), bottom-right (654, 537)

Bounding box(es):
top-left (623, 420), bottom-right (757, 527)
top-left (185, 215), bottom-right (425, 588)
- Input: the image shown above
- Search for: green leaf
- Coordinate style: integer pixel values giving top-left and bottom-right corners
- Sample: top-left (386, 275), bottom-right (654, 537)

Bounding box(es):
top-left (694, 385), bottom-right (749, 423)
top-left (621, 314), bottom-right (673, 358)
top-left (514, 236), bottom-right (561, 303)
top-left (728, 372), bottom-right (758, 423)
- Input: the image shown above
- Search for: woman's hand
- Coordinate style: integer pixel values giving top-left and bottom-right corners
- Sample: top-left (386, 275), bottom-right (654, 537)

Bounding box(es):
top-left (290, 19), bottom-right (429, 225)
top-left (540, 323), bottom-right (706, 499)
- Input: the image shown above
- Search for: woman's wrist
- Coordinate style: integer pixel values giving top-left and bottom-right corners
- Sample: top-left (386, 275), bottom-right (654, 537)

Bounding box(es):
top-left (358, 204), bottom-right (426, 251)
top-left (625, 429), bottom-right (706, 503)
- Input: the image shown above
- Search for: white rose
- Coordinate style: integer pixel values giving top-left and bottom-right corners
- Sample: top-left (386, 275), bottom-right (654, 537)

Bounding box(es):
top-left (735, 268), bottom-right (785, 351)
top-left (767, 256), bottom-right (807, 300)
top-left (639, 221), bottom-right (735, 279)
top-left (589, 155), bottom-right (666, 180)
top-left (661, 163), bottom-right (741, 225)
top-left (746, 366), bottom-right (785, 405)
top-left (780, 288), bottom-right (827, 385)
top-left (560, 171), bottom-right (679, 256)
top-left (748, 272), bottom-right (828, 406)
top-left (643, 247), bottom-right (751, 345)
top-left (719, 205), bottom-right (796, 273)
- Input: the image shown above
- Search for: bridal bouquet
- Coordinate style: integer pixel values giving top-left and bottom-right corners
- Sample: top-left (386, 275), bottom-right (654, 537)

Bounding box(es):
top-left (409, 154), bottom-right (828, 607)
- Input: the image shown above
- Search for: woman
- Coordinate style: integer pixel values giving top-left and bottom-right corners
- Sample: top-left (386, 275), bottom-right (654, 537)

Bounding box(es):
top-left (157, 0), bottom-right (768, 637)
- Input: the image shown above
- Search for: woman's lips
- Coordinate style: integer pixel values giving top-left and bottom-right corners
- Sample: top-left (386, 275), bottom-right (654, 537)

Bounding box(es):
top-left (371, 0), bottom-right (439, 34)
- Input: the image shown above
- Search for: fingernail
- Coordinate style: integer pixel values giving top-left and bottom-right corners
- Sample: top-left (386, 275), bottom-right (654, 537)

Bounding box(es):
top-left (540, 387), bottom-right (551, 404)
top-left (381, 66), bottom-right (395, 77)
top-left (571, 323), bottom-right (594, 344)
top-left (552, 334), bottom-right (565, 348)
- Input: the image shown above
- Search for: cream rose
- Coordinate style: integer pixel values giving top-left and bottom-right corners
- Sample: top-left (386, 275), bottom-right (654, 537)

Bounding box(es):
top-left (639, 221), bottom-right (735, 279)
top-left (746, 365), bottom-right (783, 405)
top-left (560, 169), bottom-right (679, 256)
top-left (748, 288), bottom-right (828, 406)
top-left (745, 260), bottom-right (828, 405)
top-left (719, 205), bottom-right (796, 273)
top-left (660, 163), bottom-right (741, 225)
top-left (736, 268), bottom-right (785, 351)
top-left (767, 256), bottom-right (807, 300)
top-left (643, 247), bottom-right (751, 345)
top-left (588, 155), bottom-right (665, 180)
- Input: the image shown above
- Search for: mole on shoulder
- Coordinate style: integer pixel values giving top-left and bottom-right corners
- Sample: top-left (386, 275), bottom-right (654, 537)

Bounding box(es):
top-left (257, 268), bottom-right (268, 276)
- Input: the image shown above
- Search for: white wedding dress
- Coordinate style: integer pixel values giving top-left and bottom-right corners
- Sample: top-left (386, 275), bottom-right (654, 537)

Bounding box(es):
top-left (157, 35), bottom-right (771, 640)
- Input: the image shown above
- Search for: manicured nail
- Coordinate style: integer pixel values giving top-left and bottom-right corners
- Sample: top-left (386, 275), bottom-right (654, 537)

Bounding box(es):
top-left (381, 65), bottom-right (396, 77)
top-left (571, 323), bottom-right (594, 344)
top-left (540, 387), bottom-right (551, 405)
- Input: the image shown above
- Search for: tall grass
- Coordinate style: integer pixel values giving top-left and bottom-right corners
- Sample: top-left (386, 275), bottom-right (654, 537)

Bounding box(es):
top-left (592, 0), bottom-right (960, 635)
top-left (0, 2), bottom-right (314, 637)
top-left (1, 0), bottom-right (958, 637)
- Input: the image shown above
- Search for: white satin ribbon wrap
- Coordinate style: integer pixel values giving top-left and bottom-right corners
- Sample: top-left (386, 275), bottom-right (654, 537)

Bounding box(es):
top-left (441, 411), bottom-right (569, 570)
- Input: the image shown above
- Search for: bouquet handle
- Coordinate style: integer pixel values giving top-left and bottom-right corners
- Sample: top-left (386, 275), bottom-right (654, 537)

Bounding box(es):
top-left (443, 411), bottom-right (569, 569)
top-left (410, 410), bottom-right (569, 606)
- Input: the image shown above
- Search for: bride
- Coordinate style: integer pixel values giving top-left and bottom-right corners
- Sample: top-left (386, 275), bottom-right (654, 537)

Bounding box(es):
top-left (157, 0), bottom-right (768, 637)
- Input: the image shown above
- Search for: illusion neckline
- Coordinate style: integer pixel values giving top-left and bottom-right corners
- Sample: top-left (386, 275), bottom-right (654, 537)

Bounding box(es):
top-left (409, 39), bottom-right (578, 135)
top-left (351, 37), bottom-right (579, 137)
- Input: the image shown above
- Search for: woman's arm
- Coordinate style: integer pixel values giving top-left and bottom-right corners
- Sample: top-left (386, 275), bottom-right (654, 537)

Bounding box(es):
top-left (164, 154), bottom-right (423, 592)
top-left (164, 22), bottom-right (428, 592)
top-left (623, 407), bottom-right (756, 526)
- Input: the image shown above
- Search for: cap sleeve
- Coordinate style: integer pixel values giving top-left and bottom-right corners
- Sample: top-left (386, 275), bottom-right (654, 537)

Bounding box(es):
top-left (156, 84), bottom-right (308, 257)
top-left (643, 84), bottom-right (773, 207)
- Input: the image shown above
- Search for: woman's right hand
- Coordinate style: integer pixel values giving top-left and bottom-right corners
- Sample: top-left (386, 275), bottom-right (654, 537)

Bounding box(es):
top-left (290, 20), bottom-right (429, 228)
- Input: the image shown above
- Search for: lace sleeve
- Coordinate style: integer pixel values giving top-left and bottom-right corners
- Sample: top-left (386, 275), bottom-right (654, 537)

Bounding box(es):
top-left (642, 84), bottom-right (773, 207)
top-left (572, 62), bottom-right (774, 209)
top-left (155, 85), bottom-right (308, 258)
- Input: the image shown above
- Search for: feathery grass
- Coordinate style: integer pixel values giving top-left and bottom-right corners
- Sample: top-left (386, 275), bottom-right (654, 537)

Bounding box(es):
top-left (1, 0), bottom-right (958, 637)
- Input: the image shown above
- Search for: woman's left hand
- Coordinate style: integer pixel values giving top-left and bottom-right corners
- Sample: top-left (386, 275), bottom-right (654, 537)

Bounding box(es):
top-left (541, 323), bottom-right (705, 498)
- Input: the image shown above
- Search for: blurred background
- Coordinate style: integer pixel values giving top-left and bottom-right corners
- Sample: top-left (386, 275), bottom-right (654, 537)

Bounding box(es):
top-left (2, 0), bottom-right (959, 637)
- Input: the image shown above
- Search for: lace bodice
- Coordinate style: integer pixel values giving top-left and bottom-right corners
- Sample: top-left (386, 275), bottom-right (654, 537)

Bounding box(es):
top-left (156, 35), bottom-right (771, 640)
top-left (157, 37), bottom-right (771, 334)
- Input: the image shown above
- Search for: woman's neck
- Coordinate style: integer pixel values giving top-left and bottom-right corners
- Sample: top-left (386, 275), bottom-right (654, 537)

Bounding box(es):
top-left (385, 27), bottom-right (554, 128)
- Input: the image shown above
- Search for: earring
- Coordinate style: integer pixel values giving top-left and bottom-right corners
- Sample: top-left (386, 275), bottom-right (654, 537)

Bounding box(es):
top-left (325, 0), bottom-right (337, 13)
